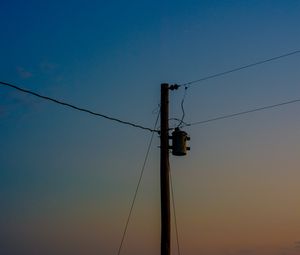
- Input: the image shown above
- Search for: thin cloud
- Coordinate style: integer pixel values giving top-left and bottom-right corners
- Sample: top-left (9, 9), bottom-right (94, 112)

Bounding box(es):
top-left (16, 66), bottom-right (33, 79)
top-left (278, 241), bottom-right (300, 255)
top-left (294, 241), bottom-right (300, 249)
top-left (40, 61), bottom-right (58, 73)
top-left (0, 89), bottom-right (42, 120)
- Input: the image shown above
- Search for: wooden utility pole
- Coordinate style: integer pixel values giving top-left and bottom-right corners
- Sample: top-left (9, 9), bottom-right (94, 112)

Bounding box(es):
top-left (160, 83), bottom-right (171, 255)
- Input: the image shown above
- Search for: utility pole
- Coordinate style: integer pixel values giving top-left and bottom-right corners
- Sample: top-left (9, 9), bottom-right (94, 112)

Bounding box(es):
top-left (160, 83), bottom-right (189, 255)
top-left (160, 83), bottom-right (171, 255)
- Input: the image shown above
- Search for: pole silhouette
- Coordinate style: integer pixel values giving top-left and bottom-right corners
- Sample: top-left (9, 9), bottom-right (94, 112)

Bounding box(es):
top-left (160, 83), bottom-right (171, 255)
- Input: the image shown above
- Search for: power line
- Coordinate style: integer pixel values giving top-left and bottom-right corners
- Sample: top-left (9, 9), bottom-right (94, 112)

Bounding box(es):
top-left (0, 81), bottom-right (157, 133)
top-left (184, 98), bottom-right (300, 127)
top-left (177, 86), bottom-right (188, 128)
top-left (117, 110), bottom-right (160, 255)
top-left (180, 49), bottom-right (300, 87)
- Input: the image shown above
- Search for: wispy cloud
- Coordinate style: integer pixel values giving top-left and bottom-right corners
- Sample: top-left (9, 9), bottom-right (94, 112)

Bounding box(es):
top-left (0, 88), bottom-right (42, 120)
top-left (294, 241), bottom-right (300, 249)
top-left (16, 66), bottom-right (33, 79)
top-left (40, 61), bottom-right (58, 73)
top-left (277, 241), bottom-right (300, 255)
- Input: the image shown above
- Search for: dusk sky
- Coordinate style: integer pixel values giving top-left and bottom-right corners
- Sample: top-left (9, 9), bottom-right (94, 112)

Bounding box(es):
top-left (1, 1), bottom-right (300, 255)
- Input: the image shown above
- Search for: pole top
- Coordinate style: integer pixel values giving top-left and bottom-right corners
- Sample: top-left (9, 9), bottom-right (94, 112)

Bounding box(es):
top-left (161, 83), bottom-right (179, 90)
top-left (169, 84), bottom-right (179, 90)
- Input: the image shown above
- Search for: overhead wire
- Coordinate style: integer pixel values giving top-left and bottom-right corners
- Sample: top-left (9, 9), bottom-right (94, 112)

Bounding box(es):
top-left (117, 110), bottom-right (160, 255)
top-left (0, 81), bottom-right (157, 133)
top-left (2, 50), bottom-right (300, 132)
top-left (179, 49), bottom-right (300, 88)
top-left (183, 98), bottom-right (300, 127)
top-left (177, 86), bottom-right (188, 128)
top-left (167, 50), bottom-right (300, 254)
top-left (3, 46), bottom-right (300, 255)
top-left (169, 118), bottom-right (189, 130)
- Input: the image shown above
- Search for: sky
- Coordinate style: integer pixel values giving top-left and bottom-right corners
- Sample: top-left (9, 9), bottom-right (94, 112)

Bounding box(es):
top-left (1, 1), bottom-right (300, 255)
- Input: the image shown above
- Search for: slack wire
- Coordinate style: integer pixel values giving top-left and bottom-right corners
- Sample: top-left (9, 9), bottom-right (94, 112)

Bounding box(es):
top-left (0, 81), bottom-right (157, 133)
top-left (184, 98), bottom-right (300, 127)
top-left (117, 110), bottom-right (160, 255)
top-left (177, 86), bottom-right (188, 128)
top-left (169, 167), bottom-right (181, 255)
top-left (180, 49), bottom-right (300, 87)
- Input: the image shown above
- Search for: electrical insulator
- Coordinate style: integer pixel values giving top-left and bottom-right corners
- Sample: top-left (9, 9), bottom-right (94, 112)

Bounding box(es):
top-left (171, 127), bottom-right (190, 156)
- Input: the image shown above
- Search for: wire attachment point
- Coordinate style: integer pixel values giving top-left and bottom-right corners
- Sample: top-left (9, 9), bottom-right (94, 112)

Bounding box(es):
top-left (169, 84), bottom-right (179, 90)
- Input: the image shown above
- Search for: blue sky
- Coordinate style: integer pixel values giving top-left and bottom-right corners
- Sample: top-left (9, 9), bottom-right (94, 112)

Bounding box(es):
top-left (1, 1), bottom-right (300, 255)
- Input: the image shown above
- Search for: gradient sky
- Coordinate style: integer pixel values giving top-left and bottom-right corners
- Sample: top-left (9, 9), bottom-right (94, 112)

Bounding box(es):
top-left (1, 1), bottom-right (300, 255)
